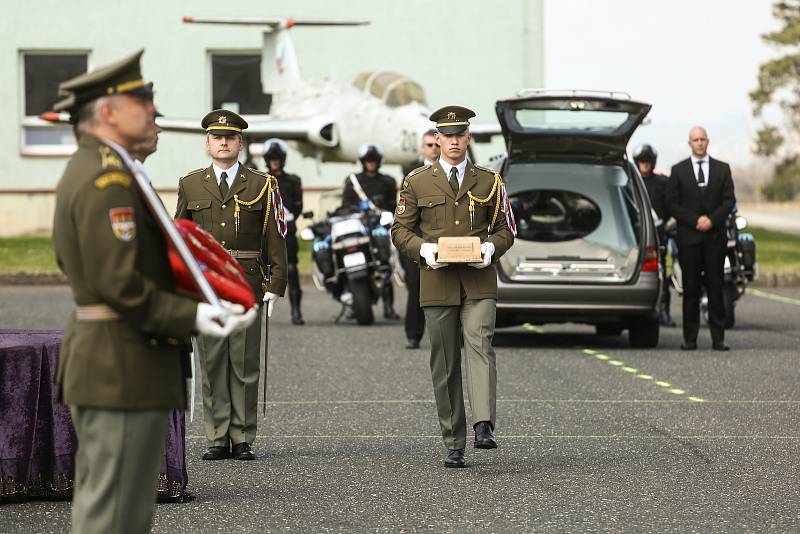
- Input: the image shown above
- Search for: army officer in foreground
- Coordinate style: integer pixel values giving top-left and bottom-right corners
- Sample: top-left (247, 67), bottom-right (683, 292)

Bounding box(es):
top-left (391, 106), bottom-right (515, 468)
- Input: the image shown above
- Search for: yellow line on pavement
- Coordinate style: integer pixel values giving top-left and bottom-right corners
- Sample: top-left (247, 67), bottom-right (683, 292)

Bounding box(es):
top-left (578, 347), bottom-right (704, 402)
top-left (750, 288), bottom-right (800, 306)
top-left (522, 323), bottom-right (545, 333)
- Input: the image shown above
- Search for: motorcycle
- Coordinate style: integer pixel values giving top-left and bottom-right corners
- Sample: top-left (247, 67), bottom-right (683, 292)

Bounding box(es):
top-left (300, 202), bottom-right (396, 325)
top-left (670, 208), bottom-right (757, 328)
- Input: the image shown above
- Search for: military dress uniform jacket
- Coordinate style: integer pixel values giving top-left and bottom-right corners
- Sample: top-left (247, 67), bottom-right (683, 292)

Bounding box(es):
top-left (53, 135), bottom-right (198, 409)
top-left (391, 161), bottom-right (515, 307)
top-left (342, 171), bottom-right (397, 212)
top-left (175, 165), bottom-right (288, 297)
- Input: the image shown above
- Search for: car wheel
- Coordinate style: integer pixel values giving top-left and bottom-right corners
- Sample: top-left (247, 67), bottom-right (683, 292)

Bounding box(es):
top-left (596, 324), bottom-right (623, 336)
top-left (628, 316), bottom-right (659, 348)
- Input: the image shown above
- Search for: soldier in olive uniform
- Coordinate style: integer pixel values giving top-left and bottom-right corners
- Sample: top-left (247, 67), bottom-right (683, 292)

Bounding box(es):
top-left (391, 106), bottom-right (515, 468)
top-left (52, 51), bottom-right (253, 534)
top-left (176, 110), bottom-right (288, 461)
top-left (342, 143), bottom-right (400, 319)
top-left (263, 138), bottom-right (305, 325)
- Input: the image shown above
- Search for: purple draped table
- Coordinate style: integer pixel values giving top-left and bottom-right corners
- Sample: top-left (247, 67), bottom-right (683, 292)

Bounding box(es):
top-left (0, 330), bottom-right (189, 503)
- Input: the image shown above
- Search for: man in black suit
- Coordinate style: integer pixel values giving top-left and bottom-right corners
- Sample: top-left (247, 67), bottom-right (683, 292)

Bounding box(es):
top-left (667, 126), bottom-right (735, 351)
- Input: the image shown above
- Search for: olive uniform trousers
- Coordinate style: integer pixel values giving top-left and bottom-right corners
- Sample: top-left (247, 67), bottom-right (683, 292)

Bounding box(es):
top-left (423, 298), bottom-right (497, 450)
top-left (70, 407), bottom-right (168, 534)
top-left (197, 305), bottom-right (264, 447)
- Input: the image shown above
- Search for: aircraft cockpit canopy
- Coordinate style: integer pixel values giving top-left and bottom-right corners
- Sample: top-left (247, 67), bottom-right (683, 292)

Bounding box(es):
top-left (352, 71), bottom-right (427, 107)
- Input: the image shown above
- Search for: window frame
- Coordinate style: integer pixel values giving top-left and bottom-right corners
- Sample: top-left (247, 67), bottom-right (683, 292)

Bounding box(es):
top-left (19, 49), bottom-right (91, 157)
top-left (207, 48), bottom-right (270, 115)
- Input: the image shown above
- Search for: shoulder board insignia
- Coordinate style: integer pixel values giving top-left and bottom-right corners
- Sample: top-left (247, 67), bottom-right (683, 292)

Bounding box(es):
top-left (249, 168), bottom-right (271, 177)
top-left (180, 168), bottom-right (205, 181)
top-left (406, 164), bottom-right (430, 179)
top-left (94, 171), bottom-right (132, 189)
top-left (474, 164), bottom-right (497, 174)
top-left (99, 146), bottom-right (124, 170)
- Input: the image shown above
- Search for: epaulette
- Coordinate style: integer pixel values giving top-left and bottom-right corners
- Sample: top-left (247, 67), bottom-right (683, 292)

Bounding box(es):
top-left (179, 168), bottom-right (205, 181)
top-left (404, 164), bottom-right (431, 185)
top-left (249, 167), bottom-right (279, 186)
top-left (474, 164), bottom-right (498, 175)
top-left (249, 167), bottom-right (271, 177)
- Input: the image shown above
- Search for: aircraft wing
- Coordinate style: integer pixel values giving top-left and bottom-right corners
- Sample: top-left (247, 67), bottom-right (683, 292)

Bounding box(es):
top-left (469, 123), bottom-right (503, 143)
top-left (156, 115), bottom-right (338, 148)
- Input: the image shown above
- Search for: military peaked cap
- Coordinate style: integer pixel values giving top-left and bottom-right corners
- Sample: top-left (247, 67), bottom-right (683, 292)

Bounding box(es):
top-left (202, 109), bottom-right (248, 136)
top-left (54, 49), bottom-right (153, 114)
top-left (429, 105), bottom-right (476, 134)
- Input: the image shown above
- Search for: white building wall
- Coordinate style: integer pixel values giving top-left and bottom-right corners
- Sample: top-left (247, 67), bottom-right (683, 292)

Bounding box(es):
top-left (0, 0), bottom-right (543, 236)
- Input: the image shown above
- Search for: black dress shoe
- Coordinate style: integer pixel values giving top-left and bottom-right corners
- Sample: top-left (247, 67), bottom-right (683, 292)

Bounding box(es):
top-left (405, 337), bottom-right (420, 349)
top-left (231, 442), bottom-right (255, 461)
top-left (384, 308), bottom-right (401, 320)
top-left (474, 421), bottom-right (497, 449)
top-left (201, 446), bottom-right (229, 461)
top-left (680, 341), bottom-right (697, 351)
top-left (659, 312), bottom-right (677, 327)
top-left (712, 342), bottom-right (731, 351)
top-left (444, 448), bottom-right (466, 468)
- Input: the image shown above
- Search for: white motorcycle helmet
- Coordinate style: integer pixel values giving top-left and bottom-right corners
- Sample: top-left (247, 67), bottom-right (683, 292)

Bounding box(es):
top-left (357, 143), bottom-right (384, 164)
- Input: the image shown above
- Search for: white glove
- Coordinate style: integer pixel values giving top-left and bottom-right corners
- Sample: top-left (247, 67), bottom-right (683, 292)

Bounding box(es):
top-left (468, 242), bottom-right (495, 269)
top-left (220, 300), bottom-right (258, 332)
top-left (262, 291), bottom-right (279, 318)
top-left (419, 242), bottom-right (445, 269)
top-left (195, 300), bottom-right (257, 337)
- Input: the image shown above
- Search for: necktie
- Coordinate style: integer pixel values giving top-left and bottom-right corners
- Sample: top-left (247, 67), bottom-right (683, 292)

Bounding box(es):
top-left (219, 171), bottom-right (229, 197)
top-left (697, 161), bottom-right (705, 185)
top-left (448, 167), bottom-right (459, 194)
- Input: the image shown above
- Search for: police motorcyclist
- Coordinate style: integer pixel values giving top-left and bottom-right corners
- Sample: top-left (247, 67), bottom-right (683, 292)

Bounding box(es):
top-left (633, 143), bottom-right (676, 327)
top-left (341, 143), bottom-right (400, 320)
top-left (264, 138), bottom-right (305, 325)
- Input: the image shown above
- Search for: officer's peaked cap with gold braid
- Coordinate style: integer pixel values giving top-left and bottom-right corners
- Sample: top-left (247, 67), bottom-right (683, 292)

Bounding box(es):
top-left (54, 49), bottom-right (153, 114)
top-left (202, 109), bottom-right (248, 136)
top-left (429, 105), bottom-right (476, 134)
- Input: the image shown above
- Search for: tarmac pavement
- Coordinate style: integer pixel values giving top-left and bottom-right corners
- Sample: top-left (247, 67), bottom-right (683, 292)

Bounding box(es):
top-left (1, 284), bottom-right (799, 532)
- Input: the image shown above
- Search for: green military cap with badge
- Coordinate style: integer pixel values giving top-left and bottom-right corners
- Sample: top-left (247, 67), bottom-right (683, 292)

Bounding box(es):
top-left (202, 109), bottom-right (248, 136)
top-left (429, 105), bottom-right (476, 134)
top-left (53, 49), bottom-right (153, 117)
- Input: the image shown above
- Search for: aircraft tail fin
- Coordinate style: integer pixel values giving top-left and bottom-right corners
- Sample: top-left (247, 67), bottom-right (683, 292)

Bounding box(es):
top-left (183, 17), bottom-right (368, 93)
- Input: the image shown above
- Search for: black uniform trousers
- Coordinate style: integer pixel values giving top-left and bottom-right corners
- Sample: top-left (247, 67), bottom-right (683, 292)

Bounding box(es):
top-left (401, 255), bottom-right (425, 342)
top-left (286, 221), bottom-right (301, 293)
top-left (678, 235), bottom-right (726, 344)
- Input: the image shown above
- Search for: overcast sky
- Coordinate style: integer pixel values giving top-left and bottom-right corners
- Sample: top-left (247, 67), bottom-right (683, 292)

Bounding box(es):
top-left (544, 0), bottom-right (779, 171)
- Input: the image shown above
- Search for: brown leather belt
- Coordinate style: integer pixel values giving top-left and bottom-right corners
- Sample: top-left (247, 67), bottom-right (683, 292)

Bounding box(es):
top-left (226, 249), bottom-right (260, 259)
top-left (76, 304), bottom-right (120, 321)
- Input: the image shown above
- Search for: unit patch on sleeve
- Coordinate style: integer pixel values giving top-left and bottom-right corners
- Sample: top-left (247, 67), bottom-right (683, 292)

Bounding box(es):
top-left (109, 207), bottom-right (136, 241)
top-left (396, 196), bottom-right (406, 215)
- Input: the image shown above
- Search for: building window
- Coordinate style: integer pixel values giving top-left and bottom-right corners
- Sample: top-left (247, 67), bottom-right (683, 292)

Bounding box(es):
top-left (210, 53), bottom-right (271, 114)
top-left (20, 51), bottom-right (89, 156)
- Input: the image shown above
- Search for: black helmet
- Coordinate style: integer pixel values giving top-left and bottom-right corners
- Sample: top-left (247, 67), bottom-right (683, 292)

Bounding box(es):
top-left (632, 143), bottom-right (658, 166)
top-left (358, 143), bottom-right (383, 165)
top-left (263, 138), bottom-right (288, 164)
